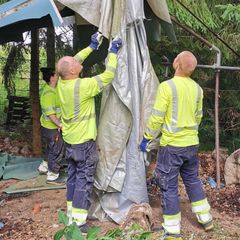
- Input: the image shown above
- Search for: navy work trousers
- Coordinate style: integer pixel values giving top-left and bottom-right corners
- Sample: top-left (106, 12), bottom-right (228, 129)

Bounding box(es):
top-left (155, 145), bottom-right (206, 215)
top-left (42, 127), bottom-right (64, 173)
top-left (65, 140), bottom-right (98, 210)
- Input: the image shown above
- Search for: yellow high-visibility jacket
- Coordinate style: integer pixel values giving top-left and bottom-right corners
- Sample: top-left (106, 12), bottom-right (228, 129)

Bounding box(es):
top-left (40, 84), bottom-right (61, 129)
top-left (57, 47), bottom-right (117, 144)
top-left (144, 76), bottom-right (203, 147)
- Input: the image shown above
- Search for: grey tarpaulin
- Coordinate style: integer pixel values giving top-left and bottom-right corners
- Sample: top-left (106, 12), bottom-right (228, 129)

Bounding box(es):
top-left (57, 0), bottom-right (174, 223)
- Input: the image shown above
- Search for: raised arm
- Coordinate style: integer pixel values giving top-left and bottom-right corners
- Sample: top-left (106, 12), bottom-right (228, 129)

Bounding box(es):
top-left (81, 38), bottom-right (122, 98)
top-left (74, 31), bottom-right (103, 64)
top-left (144, 82), bottom-right (170, 139)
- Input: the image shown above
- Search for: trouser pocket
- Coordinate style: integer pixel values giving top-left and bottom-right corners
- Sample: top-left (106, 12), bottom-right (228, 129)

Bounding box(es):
top-left (154, 147), bottom-right (172, 191)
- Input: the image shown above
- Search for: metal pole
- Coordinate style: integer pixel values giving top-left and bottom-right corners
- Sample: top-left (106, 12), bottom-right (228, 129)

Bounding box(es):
top-left (157, 62), bottom-right (240, 71)
top-left (212, 46), bottom-right (221, 189)
top-left (215, 71), bottom-right (220, 188)
top-left (197, 65), bottom-right (240, 71)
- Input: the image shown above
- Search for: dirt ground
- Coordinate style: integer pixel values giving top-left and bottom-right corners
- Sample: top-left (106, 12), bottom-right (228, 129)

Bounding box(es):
top-left (0, 139), bottom-right (240, 239)
top-left (0, 180), bottom-right (239, 240)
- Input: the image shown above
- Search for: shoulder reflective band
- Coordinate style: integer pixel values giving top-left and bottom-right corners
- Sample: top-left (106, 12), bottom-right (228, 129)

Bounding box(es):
top-left (196, 84), bottom-right (201, 113)
top-left (93, 75), bottom-right (104, 91)
top-left (195, 84), bottom-right (202, 115)
top-left (167, 79), bottom-right (178, 126)
top-left (73, 79), bottom-right (81, 122)
top-left (196, 84), bottom-right (201, 107)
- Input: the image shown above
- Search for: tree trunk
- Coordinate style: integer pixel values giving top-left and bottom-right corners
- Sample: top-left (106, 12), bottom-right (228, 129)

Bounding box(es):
top-left (30, 29), bottom-right (42, 156)
top-left (46, 26), bottom-right (55, 68)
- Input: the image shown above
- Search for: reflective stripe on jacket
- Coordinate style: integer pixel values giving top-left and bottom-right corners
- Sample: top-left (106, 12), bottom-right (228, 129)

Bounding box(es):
top-left (74, 46), bottom-right (93, 64)
top-left (40, 84), bottom-right (61, 129)
top-left (145, 76), bottom-right (203, 147)
top-left (58, 52), bottom-right (118, 144)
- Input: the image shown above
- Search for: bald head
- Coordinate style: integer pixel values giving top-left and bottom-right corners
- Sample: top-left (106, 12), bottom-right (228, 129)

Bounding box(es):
top-left (57, 56), bottom-right (83, 80)
top-left (173, 51), bottom-right (197, 77)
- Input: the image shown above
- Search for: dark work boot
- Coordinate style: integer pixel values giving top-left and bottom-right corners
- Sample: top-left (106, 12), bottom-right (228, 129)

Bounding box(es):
top-left (200, 219), bottom-right (214, 231)
top-left (79, 223), bottom-right (90, 235)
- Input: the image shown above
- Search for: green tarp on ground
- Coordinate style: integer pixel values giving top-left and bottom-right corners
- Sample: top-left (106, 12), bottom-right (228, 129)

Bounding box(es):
top-left (3, 175), bottom-right (65, 194)
top-left (0, 152), bottom-right (42, 180)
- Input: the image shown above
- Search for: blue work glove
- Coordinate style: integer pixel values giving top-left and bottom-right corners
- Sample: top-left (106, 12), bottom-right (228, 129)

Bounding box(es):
top-left (109, 37), bottom-right (122, 54)
top-left (140, 137), bottom-right (150, 152)
top-left (89, 31), bottom-right (103, 50)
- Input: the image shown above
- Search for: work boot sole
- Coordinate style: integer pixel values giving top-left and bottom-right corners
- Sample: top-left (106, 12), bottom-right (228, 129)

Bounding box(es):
top-left (204, 224), bottom-right (214, 231)
top-left (201, 220), bottom-right (214, 231)
top-left (164, 234), bottom-right (182, 240)
top-left (46, 180), bottom-right (65, 186)
top-left (38, 170), bottom-right (47, 175)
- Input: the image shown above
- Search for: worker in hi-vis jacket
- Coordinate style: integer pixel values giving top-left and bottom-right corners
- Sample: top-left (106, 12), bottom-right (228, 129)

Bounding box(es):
top-left (140, 51), bottom-right (213, 240)
top-left (38, 67), bottom-right (65, 185)
top-left (57, 31), bottom-right (122, 233)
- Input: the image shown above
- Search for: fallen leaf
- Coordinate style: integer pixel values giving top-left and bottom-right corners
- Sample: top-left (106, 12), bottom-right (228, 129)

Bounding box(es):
top-left (32, 202), bottom-right (41, 214)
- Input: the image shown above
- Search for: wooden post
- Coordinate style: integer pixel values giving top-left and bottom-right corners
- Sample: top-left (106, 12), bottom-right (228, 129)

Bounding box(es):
top-left (30, 29), bottom-right (42, 156)
top-left (46, 26), bottom-right (55, 68)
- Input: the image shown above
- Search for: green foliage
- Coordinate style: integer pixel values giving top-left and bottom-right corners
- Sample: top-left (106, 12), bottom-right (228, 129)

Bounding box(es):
top-left (216, 4), bottom-right (240, 22)
top-left (0, 0), bottom-right (9, 4)
top-left (102, 228), bottom-right (123, 239)
top-left (167, 0), bottom-right (220, 33)
top-left (166, 0), bottom-right (240, 61)
top-left (58, 210), bottom-right (69, 225)
top-left (54, 211), bottom-right (153, 240)
top-left (1, 44), bottom-right (27, 95)
top-left (54, 211), bottom-right (84, 240)
top-left (87, 227), bottom-right (102, 240)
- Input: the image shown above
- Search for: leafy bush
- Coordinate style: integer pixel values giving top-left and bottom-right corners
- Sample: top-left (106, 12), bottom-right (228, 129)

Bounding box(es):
top-left (54, 211), bottom-right (152, 240)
